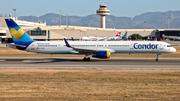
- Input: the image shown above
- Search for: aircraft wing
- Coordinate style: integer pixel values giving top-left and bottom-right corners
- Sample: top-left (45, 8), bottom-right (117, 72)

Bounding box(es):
top-left (71, 47), bottom-right (98, 53)
top-left (64, 38), bottom-right (115, 54)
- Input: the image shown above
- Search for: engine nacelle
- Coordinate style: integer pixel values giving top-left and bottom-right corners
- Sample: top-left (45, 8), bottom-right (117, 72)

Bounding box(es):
top-left (92, 51), bottom-right (110, 58)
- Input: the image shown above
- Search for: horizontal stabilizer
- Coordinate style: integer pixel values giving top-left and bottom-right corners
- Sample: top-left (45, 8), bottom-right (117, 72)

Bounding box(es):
top-left (3, 43), bottom-right (26, 47)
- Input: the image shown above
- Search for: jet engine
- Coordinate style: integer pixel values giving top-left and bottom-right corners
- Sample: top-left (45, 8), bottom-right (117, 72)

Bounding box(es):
top-left (92, 51), bottom-right (110, 58)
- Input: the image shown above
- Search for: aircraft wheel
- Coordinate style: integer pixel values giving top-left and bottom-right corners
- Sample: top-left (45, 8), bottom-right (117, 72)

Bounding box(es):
top-left (156, 59), bottom-right (158, 61)
top-left (87, 57), bottom-right (90, 61)
top-left (83, 57), bottom-right (86, 61)
top-left (83, 57), bottom-right (90, 62)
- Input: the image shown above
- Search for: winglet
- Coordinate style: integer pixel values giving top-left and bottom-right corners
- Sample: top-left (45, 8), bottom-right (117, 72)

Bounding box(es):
top-left (71, 37), bottom-right (75, 41)
top-left (64, 38), bottom-right (71, 47)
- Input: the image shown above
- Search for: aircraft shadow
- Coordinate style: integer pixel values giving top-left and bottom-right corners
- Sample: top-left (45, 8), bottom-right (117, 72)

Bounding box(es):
top-left (26, 58), bottom-right (111, 64)
top-left (25, 58), bottom-right (169, 64)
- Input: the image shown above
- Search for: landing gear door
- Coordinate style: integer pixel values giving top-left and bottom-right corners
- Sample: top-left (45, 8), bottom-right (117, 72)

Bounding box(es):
top-left (159, 43), bottom-right (163, 50)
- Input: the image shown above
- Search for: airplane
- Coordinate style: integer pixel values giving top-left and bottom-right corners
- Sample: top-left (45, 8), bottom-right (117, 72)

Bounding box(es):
top-left (120, 31), bottom-right (128, 40)
top-left (105, 32), bottom-right (121, 41)
top-left (82, 32), bottom-right (122, 41)
top-left (82, 36), bottom-right (105, 41)
top-left (5, 19), bottom-right (176, 61)
top-left (115, 32), bottom-right (121, 37)
top-left (162, 34), bottom-right (180, 41)
top-left (106, 31), bottom-right (127, 41)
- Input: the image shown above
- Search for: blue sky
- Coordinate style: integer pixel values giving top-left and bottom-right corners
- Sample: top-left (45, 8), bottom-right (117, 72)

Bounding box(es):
top-left (1, 0), bottom-right (180, 17)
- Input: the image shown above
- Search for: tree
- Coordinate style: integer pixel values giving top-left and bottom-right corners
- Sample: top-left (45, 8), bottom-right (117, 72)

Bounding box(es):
top-left (131, 33), bottom-right (142, 40)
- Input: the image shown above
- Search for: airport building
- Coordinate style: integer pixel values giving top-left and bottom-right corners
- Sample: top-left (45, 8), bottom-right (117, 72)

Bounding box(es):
top-left (1, 3), bottom-right (180, 43)
top-left (1, 16), bottom-right (180, 43)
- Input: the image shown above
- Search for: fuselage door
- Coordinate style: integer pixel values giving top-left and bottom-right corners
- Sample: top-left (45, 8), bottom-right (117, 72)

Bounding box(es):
top-left (130, 43), bottom-right (134, 50)
top-left (31, 43), bottom-right (36, 50)
top-left (159, 43), bottom-right (163, 50)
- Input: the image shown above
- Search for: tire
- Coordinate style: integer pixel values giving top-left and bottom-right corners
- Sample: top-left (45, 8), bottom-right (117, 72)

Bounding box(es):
top-left (83, 57), bottom-right (86, 61)
top-left (87, 57), bottom-right (90, 61)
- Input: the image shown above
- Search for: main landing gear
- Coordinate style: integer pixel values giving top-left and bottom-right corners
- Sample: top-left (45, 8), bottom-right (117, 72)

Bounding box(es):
top-left (83, 57), bottom-right (90, 61)
top-left (156, 53), bottom-right (161, 61)
top-left (83, 54), bottom-right (90, 61)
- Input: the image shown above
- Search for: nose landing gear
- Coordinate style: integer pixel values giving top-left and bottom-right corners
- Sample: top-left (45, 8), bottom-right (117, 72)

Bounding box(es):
top-left (156, 53), bottom-right (161, 61)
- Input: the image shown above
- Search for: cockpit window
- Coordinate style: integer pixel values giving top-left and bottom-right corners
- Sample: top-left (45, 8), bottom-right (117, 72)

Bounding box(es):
top-left (167, 45), bottom-right (172, 47)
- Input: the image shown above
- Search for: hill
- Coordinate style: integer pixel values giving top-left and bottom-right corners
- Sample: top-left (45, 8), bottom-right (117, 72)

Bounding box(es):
top-left (18, 10), bottom-right (180, 29)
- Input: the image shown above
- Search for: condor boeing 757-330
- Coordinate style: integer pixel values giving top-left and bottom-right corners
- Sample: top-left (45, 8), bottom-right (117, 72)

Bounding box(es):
top-left (5, 19), bottom-right (176, 61)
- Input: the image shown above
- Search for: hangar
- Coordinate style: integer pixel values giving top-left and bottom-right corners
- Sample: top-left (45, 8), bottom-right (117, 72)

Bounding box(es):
top-left (156, 29), bottom-right (180, 39)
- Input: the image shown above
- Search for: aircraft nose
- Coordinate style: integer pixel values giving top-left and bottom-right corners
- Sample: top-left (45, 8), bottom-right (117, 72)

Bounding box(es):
top-left (172, 47), bottom-right (176, 52)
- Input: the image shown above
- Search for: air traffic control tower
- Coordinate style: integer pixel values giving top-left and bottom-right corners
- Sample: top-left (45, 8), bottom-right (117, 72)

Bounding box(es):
top-left (96, 3), bottom-right (110, 28)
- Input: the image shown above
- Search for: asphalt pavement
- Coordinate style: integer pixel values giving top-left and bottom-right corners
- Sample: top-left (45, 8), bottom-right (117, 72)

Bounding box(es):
top-left (0, 57), bottom-right (179, 69)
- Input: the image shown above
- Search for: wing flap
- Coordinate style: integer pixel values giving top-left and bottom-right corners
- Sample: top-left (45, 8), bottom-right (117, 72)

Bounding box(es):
top-left (72, 47), bottom-right (98, 53)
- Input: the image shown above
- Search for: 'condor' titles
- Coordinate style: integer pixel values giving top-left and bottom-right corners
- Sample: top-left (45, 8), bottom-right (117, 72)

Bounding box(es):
top-left (134, 43), bottom-right (158, 49)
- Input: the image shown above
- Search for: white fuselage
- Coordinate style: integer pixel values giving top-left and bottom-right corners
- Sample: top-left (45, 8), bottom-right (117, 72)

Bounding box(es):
top-left (106, 36), bottom-right (120, 41)
top-left (19, 41), bottom-right (176, 54)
